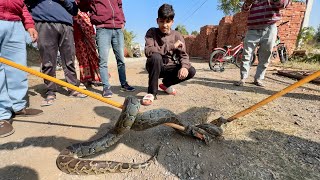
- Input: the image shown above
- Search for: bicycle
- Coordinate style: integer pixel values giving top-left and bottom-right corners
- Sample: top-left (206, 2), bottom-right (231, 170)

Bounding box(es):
top-left (209, 35), bottom-right (256, 72)
top-left (252, 21), bottom-right (289, 64)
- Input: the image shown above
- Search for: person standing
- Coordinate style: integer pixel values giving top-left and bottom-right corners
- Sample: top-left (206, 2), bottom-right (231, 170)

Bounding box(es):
top-left (78, 0), bottom-right (135, 98)
top-left (0, 0), bottom-right (43, 138)
top-left (25, 0), bottom-right (87, 107)
top-left (235, 0), bottom-right (290, 87)
top-left (73, 11), bottom-right (102, 87)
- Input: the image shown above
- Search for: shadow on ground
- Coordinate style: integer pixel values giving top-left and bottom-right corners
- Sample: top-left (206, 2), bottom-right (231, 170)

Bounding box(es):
top-left (0, 165), bottom-right (39, 180)
top-left (188, 77), bottom-right (320, 101)
top-left (0, 106), bottom-right (319, 179)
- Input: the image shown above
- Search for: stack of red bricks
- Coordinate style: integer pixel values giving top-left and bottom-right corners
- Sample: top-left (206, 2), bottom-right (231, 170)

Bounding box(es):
top-left (184, 25), bottom-right (218, 58)
top-left (184, 2), bottom-right (306, 62)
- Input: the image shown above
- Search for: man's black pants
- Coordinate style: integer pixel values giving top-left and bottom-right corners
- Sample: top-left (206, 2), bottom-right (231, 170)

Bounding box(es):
top-left (36, 22), bottom-right (79, 96)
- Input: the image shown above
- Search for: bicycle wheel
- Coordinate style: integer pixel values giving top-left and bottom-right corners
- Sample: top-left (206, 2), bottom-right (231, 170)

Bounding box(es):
top-left (278, 44), bottom-right (288, 63)
top-left (235, 49), bottom-right (256, 68)
top-left (209, 50), bottom-right (226, 72)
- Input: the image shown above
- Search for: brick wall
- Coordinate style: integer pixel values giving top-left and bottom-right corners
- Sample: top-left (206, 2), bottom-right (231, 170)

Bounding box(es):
top-left (185, 2), bottom-right (306, 61)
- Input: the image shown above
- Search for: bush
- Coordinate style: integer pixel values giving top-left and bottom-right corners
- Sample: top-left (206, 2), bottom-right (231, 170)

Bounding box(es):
top-left (123, 29), bottom-right (136, 57)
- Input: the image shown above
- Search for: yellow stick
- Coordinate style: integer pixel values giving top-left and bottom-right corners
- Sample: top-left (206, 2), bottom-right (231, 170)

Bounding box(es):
top-left (227, 70), bottom-right (320, 122)
top-left (0, 57), bottom-right (185, 131)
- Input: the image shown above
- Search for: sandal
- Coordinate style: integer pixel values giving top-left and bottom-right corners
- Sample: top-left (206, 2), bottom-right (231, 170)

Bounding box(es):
top-left (159, 84), bottom-right (177, 95)
top-left (253, 80), bottom-right (265, 87)
top-left (41, 95), bottom-right (56, 107)
top-left (70, 91), bottom-right (88, 98)
top-left (141, 94), bottom-right (154, 106)
top-left (234, 80), bottom-right (245, 86)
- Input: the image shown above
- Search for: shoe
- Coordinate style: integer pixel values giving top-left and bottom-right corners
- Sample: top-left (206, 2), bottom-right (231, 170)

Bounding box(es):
top-left (0, 120), bottom-right (15, 138)
top-left (120, 83), bottom-right (135, 92)
top-left (159, 84), bottom-right (177, 95)
top-left (253, 79), bottom-right (265, 87)
top-left (141, 94), bottom-right (155, 106)
top-left (102, 86), bottom-right (113, 98)
top-left (14, 108), bottom-right (43, 117)
top-left (234, 79), bottom-right (245, 86)
top-left (69, 91), bottom-right (88, 98)
top-left (41, 95), bottom-right (56, 107)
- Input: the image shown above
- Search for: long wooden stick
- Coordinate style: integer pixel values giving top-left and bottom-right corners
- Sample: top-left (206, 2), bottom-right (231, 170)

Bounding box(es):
top-left (227, 70), bottom-right (320, 122)
top-left (0, 57), bottom-right (184, 131)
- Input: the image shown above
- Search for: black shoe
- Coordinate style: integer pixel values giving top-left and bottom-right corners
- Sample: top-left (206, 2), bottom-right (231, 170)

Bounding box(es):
top-left (120, 83), bottom-right (135, 92)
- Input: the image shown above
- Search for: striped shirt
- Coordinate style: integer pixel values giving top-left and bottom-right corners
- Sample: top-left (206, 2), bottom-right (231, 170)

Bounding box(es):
top-left (242, 0), bottom-right (290, 29)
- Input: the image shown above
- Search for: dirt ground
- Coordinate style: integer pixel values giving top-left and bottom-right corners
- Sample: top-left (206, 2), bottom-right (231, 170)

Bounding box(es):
top-left (0, 55), bottom-right (319, 180)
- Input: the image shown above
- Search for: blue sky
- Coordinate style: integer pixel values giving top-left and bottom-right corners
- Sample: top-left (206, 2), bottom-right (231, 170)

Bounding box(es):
top-left (122, 0), bottom-right (320, 46)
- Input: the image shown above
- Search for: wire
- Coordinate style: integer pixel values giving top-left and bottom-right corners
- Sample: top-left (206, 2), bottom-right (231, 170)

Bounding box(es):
top-left (179, 0), bottom-right (203, 20)
top-left (181, 0), bottom-right (209, 24)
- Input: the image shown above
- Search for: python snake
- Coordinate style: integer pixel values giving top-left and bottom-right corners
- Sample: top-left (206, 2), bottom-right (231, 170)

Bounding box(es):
top-left (56, 96), bottom-right (222, 175)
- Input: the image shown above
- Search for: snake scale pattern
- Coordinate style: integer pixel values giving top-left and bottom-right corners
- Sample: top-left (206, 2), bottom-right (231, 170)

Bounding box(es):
top-left (56, 96), bottom-right (222, 175)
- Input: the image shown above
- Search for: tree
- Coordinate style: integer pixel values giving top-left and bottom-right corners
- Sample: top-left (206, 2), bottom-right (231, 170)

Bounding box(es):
top-left (123, 29), bottom-right (136, 57)
top-left (217, 0), bottom-right (242, 15)
top-left (175, 25), bottom-right (189, 35)
top-left (315, 25), bottom-right (320, 43)
top-left (191, 31), bottom-right (199, 36)
top-left (217, 0), bottom-right (306, 15)
top-left (297, 26), bottom-right (315, 47)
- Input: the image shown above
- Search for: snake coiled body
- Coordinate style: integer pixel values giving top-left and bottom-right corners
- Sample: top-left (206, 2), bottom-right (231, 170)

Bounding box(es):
top-left (56, 96), bottom-right (223, 175)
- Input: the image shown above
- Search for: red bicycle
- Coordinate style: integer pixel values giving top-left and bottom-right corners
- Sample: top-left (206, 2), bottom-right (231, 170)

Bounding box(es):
top-left (209, 35), bottom-right (255, 72)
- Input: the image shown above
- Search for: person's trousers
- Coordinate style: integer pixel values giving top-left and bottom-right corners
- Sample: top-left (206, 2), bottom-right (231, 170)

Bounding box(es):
top-left (146, 53), bottom-right (196, 95)
top-left (95, 28), bottom-right (127, 89)
top-left (36, 22), bottom-right (79, 96)
top-left (0, 20), bottom-right (27, 120)
top-left (241, 24), bottom-right (277, 80)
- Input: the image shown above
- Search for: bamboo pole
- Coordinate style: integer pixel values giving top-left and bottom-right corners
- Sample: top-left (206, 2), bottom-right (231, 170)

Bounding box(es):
top-left (0, 57), bottom-right (185, 131)
top-left (227, 70), bottom-right (320, 122)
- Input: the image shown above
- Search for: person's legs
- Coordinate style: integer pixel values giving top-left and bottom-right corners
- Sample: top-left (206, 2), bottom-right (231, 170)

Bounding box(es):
top-left (36, 22), bottom-right (59, 96)
top-left (111, 29), bottom-right (127, 85)
top-left (0, 63), bottom-right (12, 121)
top-left (146, 53), bottom-right (163, 95)
top-left (96, 28), bottom-right (112, 89)
top-left (111, 29), bottom-right (135, 91)
top-left (236, 29), bottom-right (260, 85)
top-left (0, 21), bottom-right (27, 113)
top-left (162, 66), bottom-right (196, 87)
top-left (254, 24), bottom-right (277, 84)
top-left (58, 24), bottom-right (81, 92)
top-left (0, 20), bottom-right (16, 121)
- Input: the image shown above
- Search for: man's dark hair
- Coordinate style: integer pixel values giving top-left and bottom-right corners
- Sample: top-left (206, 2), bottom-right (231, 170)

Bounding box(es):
top-left (158, 4), bottom-right (175, 20)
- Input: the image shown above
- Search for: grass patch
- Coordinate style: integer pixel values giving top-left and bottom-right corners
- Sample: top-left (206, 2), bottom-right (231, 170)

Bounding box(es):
top-left (277, 60), bottom-right (320, 71)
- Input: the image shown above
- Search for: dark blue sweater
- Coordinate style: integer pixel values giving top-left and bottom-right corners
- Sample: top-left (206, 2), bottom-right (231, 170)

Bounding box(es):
top-left (25, 0), bottom-right (78, 25)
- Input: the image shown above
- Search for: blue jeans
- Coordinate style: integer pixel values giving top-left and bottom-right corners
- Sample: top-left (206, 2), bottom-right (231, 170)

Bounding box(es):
top-left (0, 20), bottom-right (27, 120)
top-left (96, 28), bottom-right (127, 88)
top-left (241, 24), bottom-right (277, 80)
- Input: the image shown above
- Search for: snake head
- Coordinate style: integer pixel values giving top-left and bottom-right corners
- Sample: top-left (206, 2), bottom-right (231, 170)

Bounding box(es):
top-left (185, 123), bottom-right (223, 145)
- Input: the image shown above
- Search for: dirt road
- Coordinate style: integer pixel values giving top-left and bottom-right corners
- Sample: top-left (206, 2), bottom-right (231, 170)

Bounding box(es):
top-left (0, 57), bottom-right (319, 180)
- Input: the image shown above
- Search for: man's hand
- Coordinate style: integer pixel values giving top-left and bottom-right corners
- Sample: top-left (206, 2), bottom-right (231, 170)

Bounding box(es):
top-left (178, 67), bottom-right (188, 80)
top-left (174, 40), bottom-right (184, 49)
top-left (27, 28), bottom-right (38, 42)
